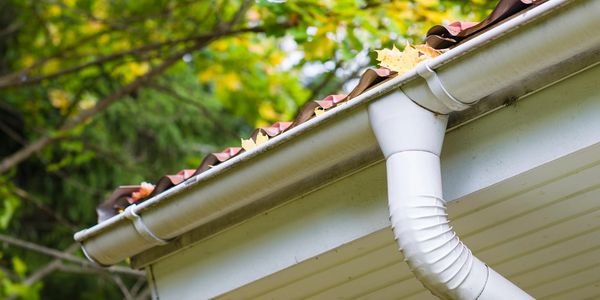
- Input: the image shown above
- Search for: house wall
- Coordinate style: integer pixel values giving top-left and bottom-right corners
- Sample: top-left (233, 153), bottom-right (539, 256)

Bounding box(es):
top-left (147, 64), bottom-right (600, 299)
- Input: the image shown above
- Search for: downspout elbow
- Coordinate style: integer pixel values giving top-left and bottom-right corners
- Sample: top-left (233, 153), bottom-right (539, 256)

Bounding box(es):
top-left (368, 90), bottom-right (533, 299)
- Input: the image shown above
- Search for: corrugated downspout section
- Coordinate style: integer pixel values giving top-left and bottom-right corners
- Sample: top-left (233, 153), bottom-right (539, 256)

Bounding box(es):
top-left (369, 92), bottom-right (533, 299)
top-left (386, 151), bottom-right (532, 299)
top-left (387, 152), bottom-right (487, 299)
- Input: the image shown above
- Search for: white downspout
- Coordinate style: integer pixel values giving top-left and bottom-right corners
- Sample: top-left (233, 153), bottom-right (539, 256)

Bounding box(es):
top-left (368, 84), bottom-right (533, 299)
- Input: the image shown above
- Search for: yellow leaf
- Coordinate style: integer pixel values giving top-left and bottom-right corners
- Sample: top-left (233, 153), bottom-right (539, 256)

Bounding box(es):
top-left (304, 38), bottom-right (334, 60)
top-left (41, 59), bottom-right (60, 74)
top-left (78, 93), bottom-right (97, 110)
top-left (81, 20), bottom-right (104, 35)
top-left (268, 52), bottom-right (284, 65)
top-left (197, 69), bottom-right (214, 82)
top-left (241, 132), bottom-right (269, 151)
top-left (49, 89), bottom-right (72, 113)
top-left (256, 131), bottom-right (269, 145)
top-left (415, 44), bottom-right (442, 59)
top-left (48, 23), bottom-right (61, 45)
top-left (47, 5), bottom-right (61, 17)
top-left (314, 107), bottom-right (326, 116)
top-left (375, 43), bottom-right (418, 74)
top-left (418, 0), bottom-right (439, 8)
top-left (63, 0), bottom-right (76, 7)
top-left (259, 102), bottom-right (280, 121)
top-left (92, 1), bottom-right (108, 19)
top-left (130, 62), bottom-right (150, 77)
top-left (241, 138), bottom-right (254, 151)
top-left (221, 72), bottom-right (242, 91)
top-left (375, 42), bottom-right (440, 75)
top-left (21, 55), bottom-right (36, 68)
top-left (212, 40), bottom-right (229, 52)
top-left (255, 119), bottom-right (269, 128)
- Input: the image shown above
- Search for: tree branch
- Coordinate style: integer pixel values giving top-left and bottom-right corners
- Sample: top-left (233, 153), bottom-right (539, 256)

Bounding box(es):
top-left (5, 244), bottom-right (80, 300)
top-left (0, 135), bottom-right (55, 174)
top-left (0, 28), bottom-right (113, 86)
top-left (0, 26), bottom-right (265, 89)
top-left (135, 287), bottom-right (151, 300)
top-left (25, 244), bottom-right (79, 285)
top-left (129, 276), bottom-right (147, 298)
top-left (0, 41), bottom-right (205, 174)
top-left (147, 82), bottom-right (239, 139)
top-left (304, 60), bottom-right (343, 102)
top-left (0, 23), bottom-right (281, 174)
top-left (0, 119), bottom-right (26, 145)
top-left (12, 186), bottom-right (79, 230)
top-left (226, 0), bottom-right (253, 29)
top-left (0, 233), bottom-right (144, 277)
top-left (110, 275), bottom-right (135, 300)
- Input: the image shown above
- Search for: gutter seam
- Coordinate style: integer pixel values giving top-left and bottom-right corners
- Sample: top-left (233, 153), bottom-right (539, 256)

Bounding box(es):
top-left (123, 204), bottom-right (169, 245)
top-left (415, 62), bottom-right (472, 111)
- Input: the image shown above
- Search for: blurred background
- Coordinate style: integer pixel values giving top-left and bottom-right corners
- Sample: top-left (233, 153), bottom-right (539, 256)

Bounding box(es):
top-left (0, 0), bottom-right (494, 299)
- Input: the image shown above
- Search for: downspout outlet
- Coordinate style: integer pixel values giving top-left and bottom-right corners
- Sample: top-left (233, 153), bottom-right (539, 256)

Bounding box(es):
top-left (368, 91), bottom-right (533, 299)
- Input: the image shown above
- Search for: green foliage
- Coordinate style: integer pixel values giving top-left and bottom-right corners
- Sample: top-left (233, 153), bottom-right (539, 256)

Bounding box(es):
top-left (0, 0), bottom-right (493, 298)
top-left (0, 254), bottom-right (42, 299)
top-left (0, 178), bottom-right (20, 229)
top-left (1, 279), bottom-right (42, 300)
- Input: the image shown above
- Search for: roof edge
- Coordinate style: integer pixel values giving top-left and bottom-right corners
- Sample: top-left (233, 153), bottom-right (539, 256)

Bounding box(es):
top-left (76, 0), bottom-right (600, 267)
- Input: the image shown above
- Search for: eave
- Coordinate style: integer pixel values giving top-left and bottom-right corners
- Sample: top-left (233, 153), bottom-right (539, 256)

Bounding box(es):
top-left (74, 0), bottom-right (600, 268)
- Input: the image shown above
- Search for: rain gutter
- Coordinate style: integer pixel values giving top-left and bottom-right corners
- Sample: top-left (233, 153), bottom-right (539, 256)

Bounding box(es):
top-left (75, 2), bottom-right (599, 290)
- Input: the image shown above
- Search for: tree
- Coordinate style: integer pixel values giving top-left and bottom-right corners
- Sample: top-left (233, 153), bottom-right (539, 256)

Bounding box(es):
top-left (0, 0), bottom-right (494, 298)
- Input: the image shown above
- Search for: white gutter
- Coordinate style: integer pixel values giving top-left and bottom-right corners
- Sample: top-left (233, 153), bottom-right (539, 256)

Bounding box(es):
top-left (75, 0), bottom-right (600, 284)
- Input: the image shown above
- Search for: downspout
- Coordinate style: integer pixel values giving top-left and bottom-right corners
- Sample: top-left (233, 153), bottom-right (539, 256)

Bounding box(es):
top-left (367, 63), bottom-right (533, 299)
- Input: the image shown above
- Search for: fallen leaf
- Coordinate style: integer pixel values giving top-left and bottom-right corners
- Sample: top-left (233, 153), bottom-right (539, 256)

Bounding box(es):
top-left (314, 107), bottom-right (326, 116)
top-left (375, 42), bottom-right (441, 75)
top-left (241, 132), bottom-right (269, 151)
top-left (130, 182), bottom-right (155, 203)
top-left (415, 44), bottom-right (442, 59)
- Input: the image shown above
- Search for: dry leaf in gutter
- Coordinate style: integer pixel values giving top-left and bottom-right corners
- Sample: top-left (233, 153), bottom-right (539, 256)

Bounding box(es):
top-left (130, 182), bottom-right (155, 203)
top-left (375, 43), bottom-right (441, 74)
top-left (241, 132), bottom-right (269, 151)
top-left (314, 107), bottom-right (326, 116)
top-left (414, 44), bottom-right (442, 59)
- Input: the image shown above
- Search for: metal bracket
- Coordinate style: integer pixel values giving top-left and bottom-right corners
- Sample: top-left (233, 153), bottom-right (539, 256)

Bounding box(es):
top-left (416, 62), bottom-right (474, 111)
top-left (123, 204), bottom-right (169, 245)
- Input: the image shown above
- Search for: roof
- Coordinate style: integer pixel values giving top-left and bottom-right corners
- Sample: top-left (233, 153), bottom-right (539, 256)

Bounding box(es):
top-left (94, 0), bottom-right (547, 224)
